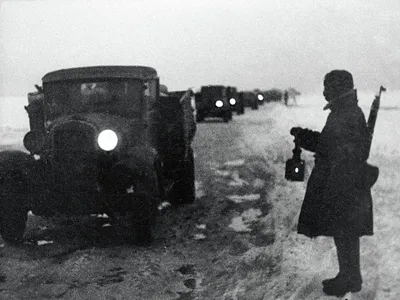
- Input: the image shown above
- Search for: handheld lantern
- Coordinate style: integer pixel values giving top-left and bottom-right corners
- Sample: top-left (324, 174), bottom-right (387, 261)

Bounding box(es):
top-left (285, 142), bottom-right (305, 181)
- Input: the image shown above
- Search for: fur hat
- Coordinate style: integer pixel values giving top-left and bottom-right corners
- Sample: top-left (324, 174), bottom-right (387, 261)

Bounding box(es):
top-left (324, 70), bottom-right (354, 90)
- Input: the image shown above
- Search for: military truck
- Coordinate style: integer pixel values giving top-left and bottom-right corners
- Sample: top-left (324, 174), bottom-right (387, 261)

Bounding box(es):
top-left (263, 88), bottom-right (283, 102)
top-left (0, 66), bottom-right (196, 245)
top-left (254, 89), bottom-right (265, 106)
top-left (195, 85), bottom-right (232, 122)
top-left (226, 86), bottom-right (244, 115)
top-left (242, 91), bottom-right (259, 110)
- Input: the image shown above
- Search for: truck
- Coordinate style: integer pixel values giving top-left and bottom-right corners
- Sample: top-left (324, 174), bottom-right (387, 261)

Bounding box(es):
top-left (0, 66), bottom-right (196, 245)
top-left (195, 85), bottom-right (232, 122)
top-left (227, 86), bottom-right (244, 115)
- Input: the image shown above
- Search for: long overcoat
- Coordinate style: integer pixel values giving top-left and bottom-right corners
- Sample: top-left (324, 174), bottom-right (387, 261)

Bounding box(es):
top-left (297, 95), bottom-right (373, 237)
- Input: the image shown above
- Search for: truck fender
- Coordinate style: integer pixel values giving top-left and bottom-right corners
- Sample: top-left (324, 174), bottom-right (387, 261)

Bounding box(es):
top-left (0, 150), bottom-right (35, 183)
top-left (0, 150), bottom-right (40, 220)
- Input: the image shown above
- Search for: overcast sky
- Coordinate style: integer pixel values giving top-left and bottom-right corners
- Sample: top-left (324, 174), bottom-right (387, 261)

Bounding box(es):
top-left (1, 0), bottom-right (400, 96)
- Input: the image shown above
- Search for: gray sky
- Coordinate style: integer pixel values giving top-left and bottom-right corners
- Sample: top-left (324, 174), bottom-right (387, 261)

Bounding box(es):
top-left (1, 0), bottom-right (400, 96)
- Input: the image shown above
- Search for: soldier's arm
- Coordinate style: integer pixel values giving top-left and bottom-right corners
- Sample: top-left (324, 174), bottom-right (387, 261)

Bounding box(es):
top-left (291, 127), bottom-right (321, 152)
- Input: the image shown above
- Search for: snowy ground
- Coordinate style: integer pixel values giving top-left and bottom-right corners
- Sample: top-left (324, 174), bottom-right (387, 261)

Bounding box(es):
top-left (0, 91), bottom-right (399, 299)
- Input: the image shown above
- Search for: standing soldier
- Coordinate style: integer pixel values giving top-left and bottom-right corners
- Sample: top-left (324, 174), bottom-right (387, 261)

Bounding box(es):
top-left (284, 90), bottom-right (289, 106)
top-left (290, 70), bottom-right (374, 296)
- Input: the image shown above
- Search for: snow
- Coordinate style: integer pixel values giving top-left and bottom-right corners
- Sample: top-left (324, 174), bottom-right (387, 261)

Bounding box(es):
top-left (224, 159), bottom-right (245, 167)
top-left (227, 194), bottom-right (261, 203)
top-left (228, 208), bottom-right (263, 232)
top-left (229, 170), bottom-right (250, 186)
top-left (37, 240), bottom-right (54, 246)
top-left (195, 180), bottom-right (206, 199)
top-left (214, 169), bottom-right (231, 177)
top-left (195, 224), bottom-right (206, 230)
top-left (193, 234), bottom-right (206, 240)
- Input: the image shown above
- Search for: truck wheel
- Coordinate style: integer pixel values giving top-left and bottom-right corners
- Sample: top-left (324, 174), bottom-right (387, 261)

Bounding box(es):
top-left (131, 218), bottom-right (152, 246)
top-left (196, 114), bottom-right (204, 123)
top-left (0, 178), bottom-right (29, 245)
top-left (223, 113), bottom-right (230, 123)
top-left (168, 149), bottom-right (195, 206)
top-left (130, 192), bottom-right (154, 246)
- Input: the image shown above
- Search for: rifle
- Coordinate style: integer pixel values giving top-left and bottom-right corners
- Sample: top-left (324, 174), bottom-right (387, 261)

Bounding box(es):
top-left (366, 85), bottom-right (386, 154)
top-left (360, 86), bottom-right (386, 188)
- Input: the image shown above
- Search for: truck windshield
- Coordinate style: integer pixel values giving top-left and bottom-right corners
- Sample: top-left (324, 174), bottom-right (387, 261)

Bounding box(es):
top-left (201, 86), bottom-right (225, 98)
top-left (44, 79), bottom-right (145, 119)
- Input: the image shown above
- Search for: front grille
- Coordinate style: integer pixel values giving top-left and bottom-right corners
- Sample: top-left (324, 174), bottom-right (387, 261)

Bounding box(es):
top-left (51, 121), bottom-right (98, 193)
top-left (53, 122), bottom-right (96, 159)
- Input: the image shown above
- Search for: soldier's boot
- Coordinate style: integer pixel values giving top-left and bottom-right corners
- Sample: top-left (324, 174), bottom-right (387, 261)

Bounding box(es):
top-left (322, 236), bottom-right (346, 286)
top-left (323, 236), bottom-right (362, 296)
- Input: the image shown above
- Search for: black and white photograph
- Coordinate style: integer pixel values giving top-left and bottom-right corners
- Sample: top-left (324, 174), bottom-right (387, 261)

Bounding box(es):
top-left (0, 0), bottom-right (399, 299)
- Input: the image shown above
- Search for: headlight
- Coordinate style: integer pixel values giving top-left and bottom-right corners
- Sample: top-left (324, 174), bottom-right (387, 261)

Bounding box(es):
top-left (98, 129), bottom-right (118, 151)
top-left (229, 98), bottom-right (236, 105)
top-left (215, 100), bottom-right (224, 108)
top-left (23, 130), bottom-right (45, 153)
top-left (258, 94), bottom-right (264, 101)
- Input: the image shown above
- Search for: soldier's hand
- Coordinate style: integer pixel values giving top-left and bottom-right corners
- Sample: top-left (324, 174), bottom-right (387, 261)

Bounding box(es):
top-left (290, 127), bottom-right (303, 136)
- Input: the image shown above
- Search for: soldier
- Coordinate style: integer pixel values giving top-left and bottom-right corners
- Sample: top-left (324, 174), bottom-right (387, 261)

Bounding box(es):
top-left (290, 70), bottom-right (373, 296)
top-left (283, 90), bottom-right (289, 106)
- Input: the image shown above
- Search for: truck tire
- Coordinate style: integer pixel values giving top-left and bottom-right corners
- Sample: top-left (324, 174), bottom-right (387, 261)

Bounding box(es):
top-left (130, 192), bottom-right (155, 246)
top-left (223, 112), bottom-right (231, 123)
top-left (196, 113), bottom-right (204, 123)
top-left (131, 218), bottom-right (152, 246)
top-left (168, 149), bottom-right (195, 206)
top-left (237, 104), bottom-right (245, 115)
top-left (0, 178), bottom-right (29, 245)
top-left (0, 151), bottom-right (32, 244)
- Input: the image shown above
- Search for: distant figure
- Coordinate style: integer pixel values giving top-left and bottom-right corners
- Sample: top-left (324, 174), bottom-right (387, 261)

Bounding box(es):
top-left (283, 90), bottom-right (289, 106)
top-left (290, 70), bottom-right (373, 297)
top-left (287, 88), bottom-right (300, 106)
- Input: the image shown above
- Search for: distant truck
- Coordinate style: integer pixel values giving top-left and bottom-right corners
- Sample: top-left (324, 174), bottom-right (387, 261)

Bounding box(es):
top-left (195, 85), bottom-right (232, 122)
top-left (227, 86), bottom-right (244, 115)
top-left (241, 91), bottom-right (259, 110)
top-left (263, 89), bottom-right (283, 102)
top-left (254, 89), bottom-right (265, 106)
top-left (0, 66), bottom-right (196, 245)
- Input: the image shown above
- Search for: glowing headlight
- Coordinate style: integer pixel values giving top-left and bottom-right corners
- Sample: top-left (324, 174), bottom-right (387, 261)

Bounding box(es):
top-left (98, 129), bottom-right (118, 151)
top-left (215, 100), bottom-right (224, 108)
top-left (258, 94), bottom-right (264, 101)
top-left (229, 98), bottom-right (236, 105)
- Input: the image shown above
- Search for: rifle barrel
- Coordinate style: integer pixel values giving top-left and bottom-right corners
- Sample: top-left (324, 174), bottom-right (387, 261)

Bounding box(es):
top-left (366, 86), bottom-right (386, 153)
